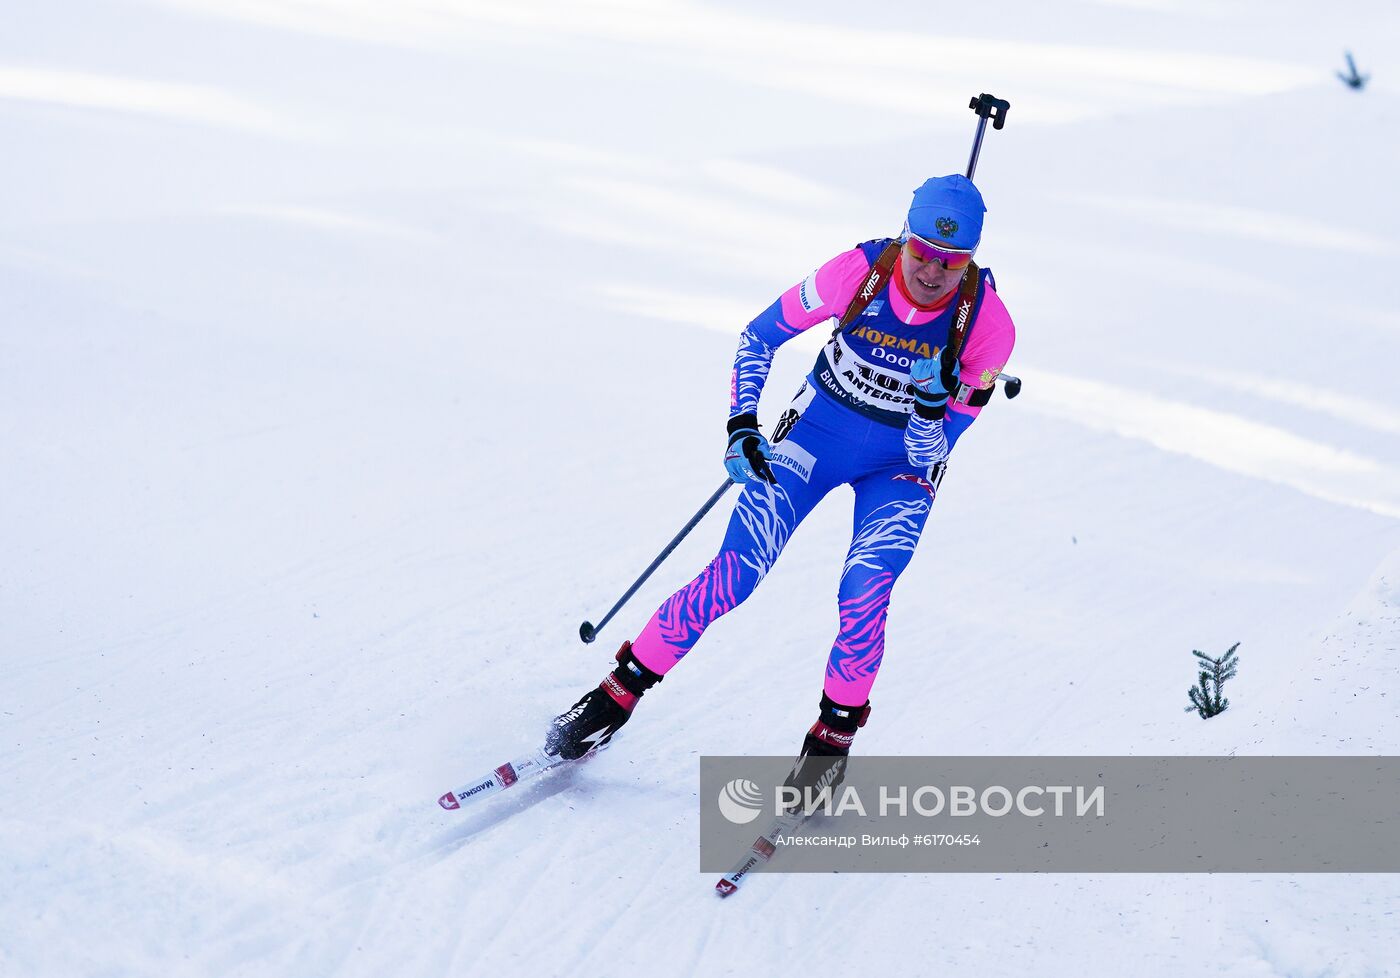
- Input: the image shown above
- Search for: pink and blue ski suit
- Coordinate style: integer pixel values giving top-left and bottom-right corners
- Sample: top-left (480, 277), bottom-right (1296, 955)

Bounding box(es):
top-left (631, 239), bottom-right (1016, 708)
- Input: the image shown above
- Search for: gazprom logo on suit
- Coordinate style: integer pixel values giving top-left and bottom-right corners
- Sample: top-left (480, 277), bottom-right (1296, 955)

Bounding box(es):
top-left (798, 270), bottom-right (823, 313)
top-left (771, 440), bottom-right (816, 483)
top-left (862, 300), bottom-right (885, 317)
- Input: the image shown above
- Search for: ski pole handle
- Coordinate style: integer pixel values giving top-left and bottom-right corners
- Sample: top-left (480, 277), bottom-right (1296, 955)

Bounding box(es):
top-left (580, 478), bottom-right (736, 644)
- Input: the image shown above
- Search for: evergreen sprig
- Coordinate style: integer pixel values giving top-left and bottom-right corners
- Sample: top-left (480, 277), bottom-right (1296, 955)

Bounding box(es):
top-left (1185, 642), bottom-right (1240, 718)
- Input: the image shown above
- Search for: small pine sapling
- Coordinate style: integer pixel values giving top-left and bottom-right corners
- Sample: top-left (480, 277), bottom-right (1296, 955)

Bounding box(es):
top-left (1185, 642), bottom-right (1240, 719)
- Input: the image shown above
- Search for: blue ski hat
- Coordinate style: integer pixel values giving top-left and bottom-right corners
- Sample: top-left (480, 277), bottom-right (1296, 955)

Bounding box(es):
top-left (907, 174), bottom-right (986, 250)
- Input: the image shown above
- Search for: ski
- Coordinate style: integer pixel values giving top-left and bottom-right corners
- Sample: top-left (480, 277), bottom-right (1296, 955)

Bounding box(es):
top-left (437, 747), bottom-right (562, 810)
top-left (714, 809), bottom-right (810, 897)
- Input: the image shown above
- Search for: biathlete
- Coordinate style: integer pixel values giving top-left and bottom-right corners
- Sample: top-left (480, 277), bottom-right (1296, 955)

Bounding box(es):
top-left (548, 173), bottom-right (1016, 766)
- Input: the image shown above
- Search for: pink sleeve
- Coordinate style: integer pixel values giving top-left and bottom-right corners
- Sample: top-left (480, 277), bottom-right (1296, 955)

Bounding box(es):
top-left (772, 247), bottom-right (872, 335)
top-left (951, 283), bottom-right (1016, 420)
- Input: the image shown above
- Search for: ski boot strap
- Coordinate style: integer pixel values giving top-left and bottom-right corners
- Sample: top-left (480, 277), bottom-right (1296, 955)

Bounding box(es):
top-left (818, 692), bottom-right (871, 732)
top-left (806, 694), bottom-right (872, 754)
top-left (600, 640), bottom-right (662, 710)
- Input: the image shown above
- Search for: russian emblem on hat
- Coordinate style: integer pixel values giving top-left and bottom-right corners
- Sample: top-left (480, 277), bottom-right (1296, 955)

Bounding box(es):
top-left (935, 216), bottom-right (959, 238)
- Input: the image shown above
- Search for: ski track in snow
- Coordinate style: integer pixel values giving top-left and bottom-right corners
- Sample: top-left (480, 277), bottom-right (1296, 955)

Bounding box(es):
top-left (4, 0), bottom-right (1400, 976)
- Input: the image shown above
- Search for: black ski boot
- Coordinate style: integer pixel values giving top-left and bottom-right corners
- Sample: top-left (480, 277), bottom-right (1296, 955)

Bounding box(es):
top-left (545, 640), bottom-right (662, 760)
top-left (783, 693), bottom-right (871, 801)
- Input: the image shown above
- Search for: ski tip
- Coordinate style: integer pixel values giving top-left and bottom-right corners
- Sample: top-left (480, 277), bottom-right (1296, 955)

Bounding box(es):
top-left (714, 878), bottom-right (738, 898)
top-left (438, 791), bottom-right (461, 811)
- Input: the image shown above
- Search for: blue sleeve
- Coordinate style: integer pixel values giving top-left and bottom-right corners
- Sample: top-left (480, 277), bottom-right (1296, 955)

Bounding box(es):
top-left (728, 248), bottom-right (875, 419)
top-left (944, 406), bottom-right (976, 451)
top-left (729, 297), bottom-right (796, 418)
top-left (904, 412), bottom-right (951, 468)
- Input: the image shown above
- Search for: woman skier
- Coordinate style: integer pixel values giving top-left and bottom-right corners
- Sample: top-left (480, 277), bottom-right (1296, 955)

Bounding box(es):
top-left (547, 173), bottom-right (1016, 767)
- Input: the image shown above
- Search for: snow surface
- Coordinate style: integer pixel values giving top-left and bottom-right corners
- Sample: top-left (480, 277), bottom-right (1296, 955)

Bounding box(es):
top-left (3, 1), bottom-right (1399, 976)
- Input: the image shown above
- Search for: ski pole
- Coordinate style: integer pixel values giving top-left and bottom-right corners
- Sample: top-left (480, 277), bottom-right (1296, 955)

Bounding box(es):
top-left (579, 478), bottom-right (736, 644)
